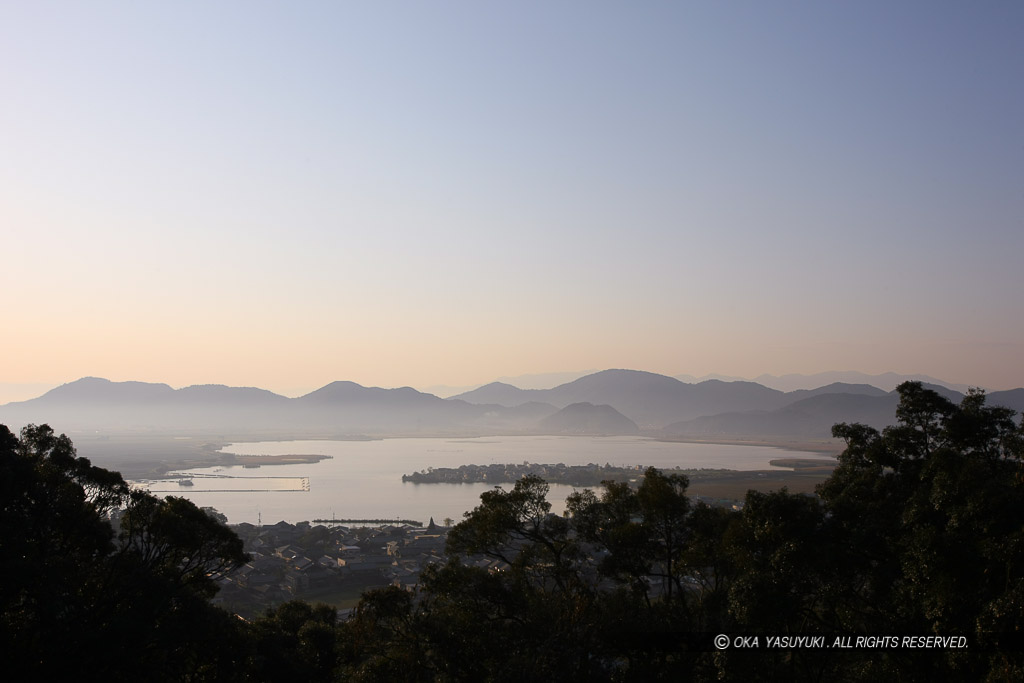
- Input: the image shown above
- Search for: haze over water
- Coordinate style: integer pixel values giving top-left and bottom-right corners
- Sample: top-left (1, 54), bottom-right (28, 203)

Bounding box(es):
top-left (140, 436), bottom-right (817, 525)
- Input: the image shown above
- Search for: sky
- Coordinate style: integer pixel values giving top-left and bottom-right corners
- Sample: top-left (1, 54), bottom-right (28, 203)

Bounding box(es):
top-left (2, 1), bottom-right (1022, 403)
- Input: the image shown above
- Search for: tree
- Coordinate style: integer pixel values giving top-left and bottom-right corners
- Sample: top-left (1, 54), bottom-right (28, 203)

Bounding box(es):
top-left (679, 502), bottom-right (735, 630)
top-left (439, 476), bottom-right (627, 679)
top-left (567, 480), bottom-right (651, 598)
top-left (249, 601), bottom-right (341, 683)
top-left (0, 424), bottom-right (250, 680)
top-left (118, 491), bottom-right (247, 597)
top-left (723, 489), bottom-right (831, 631)
top-left (819, 383), bottom-right (1024, 679)
top-left (340, 585), bottom-right (435, 681)
top-left (636, 467), bottom-right (691, 602)
top-left (446, 474), bottom-right (586, 594)
top-left (567, 468), bottom-right (694, 603)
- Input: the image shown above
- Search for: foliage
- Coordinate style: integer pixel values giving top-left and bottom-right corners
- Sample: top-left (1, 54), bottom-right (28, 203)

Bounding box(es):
top-left (0, 424), bottom-right (249, 681)
top-left (820, 382), bottom-right (1024, 679)
top-left (249, 601), bottom-right (341, 683)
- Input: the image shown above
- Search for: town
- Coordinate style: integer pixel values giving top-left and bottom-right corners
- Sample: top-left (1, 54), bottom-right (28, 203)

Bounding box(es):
top-left (211, 489), bottom-right (748, 620)
top-left (213, 517), bottom-right (457, 619)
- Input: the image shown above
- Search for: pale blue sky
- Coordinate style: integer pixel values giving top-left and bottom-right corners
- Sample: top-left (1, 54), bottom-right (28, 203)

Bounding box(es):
top-left (2, 1), bottom-right (1022, 400)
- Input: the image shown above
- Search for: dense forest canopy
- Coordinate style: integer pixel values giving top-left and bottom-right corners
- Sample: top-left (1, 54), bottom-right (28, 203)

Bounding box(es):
top-left (1, 382), bottom-right (1021, 681)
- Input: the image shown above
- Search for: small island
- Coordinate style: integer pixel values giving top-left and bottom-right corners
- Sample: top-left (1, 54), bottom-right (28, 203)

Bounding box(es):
top-left (403, 462), bottom-right (711, 487)
top-left (229, 453), bottom-right (333, 467)
top-left (401, 459), bottom-right (838, 496)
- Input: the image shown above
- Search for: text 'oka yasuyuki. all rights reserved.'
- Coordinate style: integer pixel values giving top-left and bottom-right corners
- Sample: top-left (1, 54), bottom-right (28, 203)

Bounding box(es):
top-left (713, 634), bottom-right (969, 650)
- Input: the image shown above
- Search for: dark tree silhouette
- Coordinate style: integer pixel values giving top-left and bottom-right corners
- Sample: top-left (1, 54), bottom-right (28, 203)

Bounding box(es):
top-left (0, 424), bottom-right (249, 681)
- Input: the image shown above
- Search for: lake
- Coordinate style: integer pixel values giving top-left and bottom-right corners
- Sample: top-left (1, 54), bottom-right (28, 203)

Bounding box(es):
top-left (139, 435), bottom-right (819, 525)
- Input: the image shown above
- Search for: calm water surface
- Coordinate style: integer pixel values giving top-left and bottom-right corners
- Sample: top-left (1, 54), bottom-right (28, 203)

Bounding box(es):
top-left (140, 436), bottom-right (816, 525)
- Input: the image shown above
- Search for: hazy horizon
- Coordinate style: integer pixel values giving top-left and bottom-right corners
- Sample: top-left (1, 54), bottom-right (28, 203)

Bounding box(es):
top-left (3, 3), bottom-right (1022, 404)
top-left (0, 366), bottom-right (995, 407)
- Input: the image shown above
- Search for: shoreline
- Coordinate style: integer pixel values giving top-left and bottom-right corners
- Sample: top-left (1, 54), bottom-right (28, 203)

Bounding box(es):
top-left (654, 435), bottom-right (843, 455)
top-left (93, 432), bottom-right (845, 481)
top-left (228, 453), bottom-right (333, 466)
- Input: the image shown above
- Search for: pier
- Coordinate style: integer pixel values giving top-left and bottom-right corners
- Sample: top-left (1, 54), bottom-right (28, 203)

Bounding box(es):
top-left (146, 473), bottom-right (311, 493)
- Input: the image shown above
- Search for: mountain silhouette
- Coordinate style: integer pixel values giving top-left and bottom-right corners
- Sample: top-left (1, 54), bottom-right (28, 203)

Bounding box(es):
top-left (537, 402), bottom-right (640, 435)
top-left (2, 371), bottom-right (1019, 443)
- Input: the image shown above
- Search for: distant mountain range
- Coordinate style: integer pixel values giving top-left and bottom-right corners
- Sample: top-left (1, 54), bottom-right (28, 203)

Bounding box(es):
top-left (2, 370), bottom-right (1021, 443)
top-left (451, 370), bottom-right (790, 429)
top-left (0, 377), bottom-right (489, 436)
top-left (675, 371), bottom-right (974, 393)
top-left (423, 370), bottom-right (597, 398)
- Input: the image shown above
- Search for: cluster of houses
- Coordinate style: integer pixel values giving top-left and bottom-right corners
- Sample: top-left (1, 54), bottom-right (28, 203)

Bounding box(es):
top-left (212, 518), bottom-right (461, 618)
top-left (208, 494), bottom-right (743, 618)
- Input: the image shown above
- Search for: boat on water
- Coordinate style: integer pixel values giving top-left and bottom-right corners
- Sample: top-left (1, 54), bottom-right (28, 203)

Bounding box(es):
top-left (178, 479), bottom-right (194, 487)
